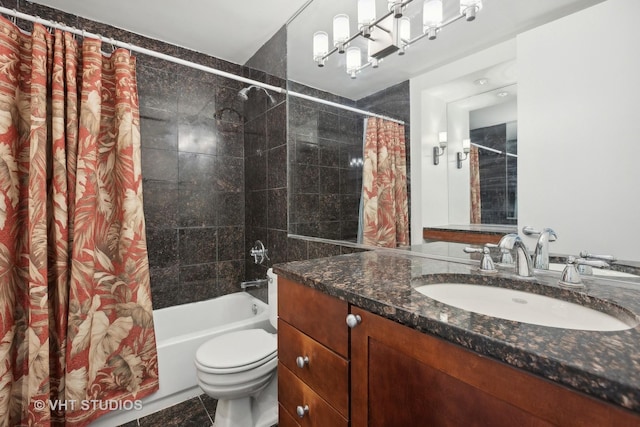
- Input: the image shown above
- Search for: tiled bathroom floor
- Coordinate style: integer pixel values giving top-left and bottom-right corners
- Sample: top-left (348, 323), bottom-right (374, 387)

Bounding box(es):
top-left (117, 394), bottom-right (217, 427)
top-left (116, 394), bottom-right (278, 427)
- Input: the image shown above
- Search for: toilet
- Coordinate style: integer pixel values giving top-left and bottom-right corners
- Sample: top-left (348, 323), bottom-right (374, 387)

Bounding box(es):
top-left (194, 269), bottom-right (278, 427)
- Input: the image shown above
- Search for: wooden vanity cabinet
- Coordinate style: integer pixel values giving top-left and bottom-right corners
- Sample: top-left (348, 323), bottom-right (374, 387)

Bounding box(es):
top-left (278, 278), bottom-right (349, 426)
top-left (278, 278), bottom-right (640, 426)
top-left (350, 306), bottom-right (640, 427)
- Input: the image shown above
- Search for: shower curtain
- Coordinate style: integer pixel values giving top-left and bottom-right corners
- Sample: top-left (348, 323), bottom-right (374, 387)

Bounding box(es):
top-left (469, 145), bottom-right (481, 223)
top-left (0, 17), bottom-right (158, 426)
top-left (359, 117), bottom-right (409, 248)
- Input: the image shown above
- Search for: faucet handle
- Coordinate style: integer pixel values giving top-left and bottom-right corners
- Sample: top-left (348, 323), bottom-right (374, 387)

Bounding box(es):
top-left (522, 226), bottom-right (558, 241)
top-left (522, 226), bottom-right (540, 236)
top-left (464, 245), bottom-right (497, 273)
top-left (559, 256), bottom-right (610, 288)
top-left (579, 251), bottom-right (617, 263)
top-left (485, 243), bottom-right (514, 265)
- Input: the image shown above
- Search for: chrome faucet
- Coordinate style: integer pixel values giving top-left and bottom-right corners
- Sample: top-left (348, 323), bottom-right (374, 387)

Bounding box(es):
top-left (559, 256), bottom-right (610, 288)
top-left (498, 233), bottom-right (534, 277)
top-left (485, 243), bottom-right (514, 265)
top-left (463, 244), bottom-right (497, 273)
top-left (522, 226), bottom-right (558, 270)
top-left (577, 251), bottom-right (617, 275)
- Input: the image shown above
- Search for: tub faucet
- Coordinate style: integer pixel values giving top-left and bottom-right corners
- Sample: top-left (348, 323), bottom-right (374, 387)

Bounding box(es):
top-left (498, 233), bottom-right (534, 278)
top-left (240, 278), bottom-right (268, 290)
top-left (522, 226), bottom-right (558, 270)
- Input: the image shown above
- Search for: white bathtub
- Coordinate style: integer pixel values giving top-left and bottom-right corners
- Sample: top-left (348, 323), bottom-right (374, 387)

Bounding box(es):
top-left (91, 292), bottom-right (272, 426)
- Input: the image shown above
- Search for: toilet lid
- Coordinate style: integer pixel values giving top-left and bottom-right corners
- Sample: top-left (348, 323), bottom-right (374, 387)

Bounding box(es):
top-left (196, 329), bottom-right (277, 370)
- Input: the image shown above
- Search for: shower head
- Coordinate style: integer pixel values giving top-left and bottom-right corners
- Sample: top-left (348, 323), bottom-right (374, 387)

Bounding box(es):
top-left (237, 86), bottom-right (251, 101)
top-left (237, 85), bottom-right (276, 105)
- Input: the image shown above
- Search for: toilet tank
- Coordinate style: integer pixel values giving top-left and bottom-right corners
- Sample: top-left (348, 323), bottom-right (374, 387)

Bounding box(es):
top-left (267, 268), bottom-right (278, 329)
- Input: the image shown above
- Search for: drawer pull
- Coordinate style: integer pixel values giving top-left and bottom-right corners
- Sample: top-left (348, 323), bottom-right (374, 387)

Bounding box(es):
top-left (346, 313), bottom-right (362, 328)
top-left (296, 355), bottom-right (309, 368)
top-left (296, 404), bottom-right (309, 418)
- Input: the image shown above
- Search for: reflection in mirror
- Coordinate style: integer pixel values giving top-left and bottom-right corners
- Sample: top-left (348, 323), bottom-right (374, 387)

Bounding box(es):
top-left (447, 84), bottom-right (518, 225)
top-left (287, 81), bottom-right (410, 247)
top-left (288, 0), bottom-right (640, 271)
top-left (435, 60), bottom-right (518, 230)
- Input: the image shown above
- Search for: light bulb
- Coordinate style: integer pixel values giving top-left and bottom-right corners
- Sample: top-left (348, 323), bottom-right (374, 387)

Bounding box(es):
top-left (346, 46), bottom-right (362, 78)
top-left (399, 17), bottom-right (411, 41)
top-left (333, 14), bottom-right (350, 49)
top-left (438, 132), bottom-right (448, 148)
top-left (462, 138), bottom-right (471, 153)
top-left (358, 0), bottom-right (376, 27)
top-left (313, 31), bottom-right (329, 66)
top-left (423, 0), bottom-right (443, 39)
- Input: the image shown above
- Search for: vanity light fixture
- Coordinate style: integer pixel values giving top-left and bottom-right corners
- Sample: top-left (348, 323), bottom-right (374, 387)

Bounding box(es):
top-left (346, 46), bottom-right (363, 78)
top-left (312, 0), bottom-right (483, 78)
top-left (433, 131), bottom-right (447, 165)
top-left (457, 138), bottom-right (471, 168)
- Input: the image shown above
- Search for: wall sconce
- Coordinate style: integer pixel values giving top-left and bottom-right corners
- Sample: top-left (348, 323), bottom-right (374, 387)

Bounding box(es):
top-left (433, 132), bottom-right (447, 165)
top-left (457, 138), bottom-right (471, 168)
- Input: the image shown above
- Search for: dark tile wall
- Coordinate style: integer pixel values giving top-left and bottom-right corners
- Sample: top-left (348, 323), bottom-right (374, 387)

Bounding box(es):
top-left (244, 29), bottom-right (369, 277)
top-left (288, 81), bottom-right (364, 243)
top-left (288, 80), bottom-right (411, 244)
top-left (471, 123), bottom-right (517, 225)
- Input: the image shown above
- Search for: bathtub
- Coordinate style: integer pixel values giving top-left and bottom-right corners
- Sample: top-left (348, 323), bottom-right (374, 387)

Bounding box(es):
top-left (91, 292), bottom-right (272, 426)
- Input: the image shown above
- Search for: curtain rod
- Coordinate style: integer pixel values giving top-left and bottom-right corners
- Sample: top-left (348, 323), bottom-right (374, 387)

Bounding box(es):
top-left (0, 6), bottom-right (405, 126)
top-left (471, 142), bottom-right (518, 158)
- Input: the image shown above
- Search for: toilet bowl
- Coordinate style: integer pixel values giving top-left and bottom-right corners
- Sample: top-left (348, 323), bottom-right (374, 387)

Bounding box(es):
top-left (194, 269), bottom-right (279, 427)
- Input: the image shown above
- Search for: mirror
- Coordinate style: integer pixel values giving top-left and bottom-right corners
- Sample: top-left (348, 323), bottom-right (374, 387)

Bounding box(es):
top-left (287, 0), bottom-right (640, 271)
top-left (445, 81), bottom-right (518, 226)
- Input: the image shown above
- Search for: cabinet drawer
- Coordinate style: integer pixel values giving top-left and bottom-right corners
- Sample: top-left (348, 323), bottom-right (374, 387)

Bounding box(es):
top-left (279, 403), bottom-right (300, 427)
top-left (278, 362), bottom-right (348, 427)
top-left (278, 278), bottom-right (348, 357)
top-left (278, 319), bottom-right (349, 416)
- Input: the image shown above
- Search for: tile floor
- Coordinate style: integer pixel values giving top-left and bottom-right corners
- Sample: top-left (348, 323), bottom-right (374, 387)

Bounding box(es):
top-left (116, 394), bottom-right (278, 427)
top-left (117, 394), bottom-right (217, 427)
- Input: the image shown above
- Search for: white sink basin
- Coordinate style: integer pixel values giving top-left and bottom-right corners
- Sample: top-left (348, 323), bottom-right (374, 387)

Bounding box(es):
top-left (415, 283), bottom-right (634, 331)
top-left (548, 263), bottom-right (638, 278)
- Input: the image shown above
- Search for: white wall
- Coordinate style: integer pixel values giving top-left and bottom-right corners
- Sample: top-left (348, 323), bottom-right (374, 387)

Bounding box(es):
top-left (446, 102), bottom-right (471, 225)
top-left (518, 0), bottom-right (640, 260)
top-left (470, 98), bottom-right (517, 130)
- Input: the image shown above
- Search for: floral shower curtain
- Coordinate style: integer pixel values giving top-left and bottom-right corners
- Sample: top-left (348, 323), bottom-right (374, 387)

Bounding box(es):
top-left (469, 145), bottom-right (481, 223)
top-left (360, 117), bottom-right (409, 248)
top-left (0, 17), bottom-right (158, 426)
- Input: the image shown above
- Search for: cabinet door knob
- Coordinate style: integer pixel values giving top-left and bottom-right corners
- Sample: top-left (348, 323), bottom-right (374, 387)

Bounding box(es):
top-left (296, 404), bottom-right (309, 418)
top-left (296, 355), bottom-right (309, 368)
top-left (346, 313), bottom-right (362, 328)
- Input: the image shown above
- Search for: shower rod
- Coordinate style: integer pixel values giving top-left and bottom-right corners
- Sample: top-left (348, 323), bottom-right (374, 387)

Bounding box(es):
top-left (0, 6), bottom-right (404, 126)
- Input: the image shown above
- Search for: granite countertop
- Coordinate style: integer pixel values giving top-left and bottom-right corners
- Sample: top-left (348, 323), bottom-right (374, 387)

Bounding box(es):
top-left (273, 250), bottom-right (640, 413)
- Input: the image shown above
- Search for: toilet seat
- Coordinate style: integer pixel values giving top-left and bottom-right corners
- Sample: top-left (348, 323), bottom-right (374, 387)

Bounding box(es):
top-left (195, 329), bottom-right (277, 374)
